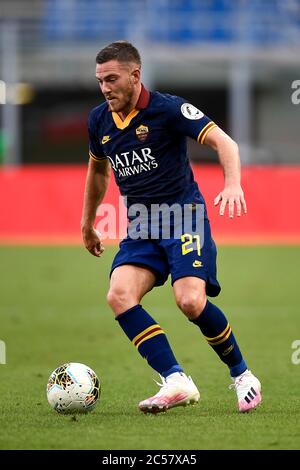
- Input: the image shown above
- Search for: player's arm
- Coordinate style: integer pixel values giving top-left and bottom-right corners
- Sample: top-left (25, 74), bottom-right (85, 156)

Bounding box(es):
top-left (81, 157), bottom-right (110, 257)
top-left (203, 127), bottom-right (247, 218)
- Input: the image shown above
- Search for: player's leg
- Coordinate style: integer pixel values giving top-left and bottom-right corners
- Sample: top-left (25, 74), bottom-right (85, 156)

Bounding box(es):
top-left (108, 264), bottom-right (199, 412)
top-left (107, 264), bottom-right (156, 315)
top-left (108, 265), bottom-right (180, 376)
top-left (173, 276), bottom-right (248, 374)
top-left (161, 191), bottom-right (261, 412)
top-left (173, 276), bottom-right (262, 412)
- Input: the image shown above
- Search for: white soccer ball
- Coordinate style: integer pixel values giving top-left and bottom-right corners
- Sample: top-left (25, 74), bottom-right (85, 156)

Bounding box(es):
top-left (46, 362), bottom-right (100, 413)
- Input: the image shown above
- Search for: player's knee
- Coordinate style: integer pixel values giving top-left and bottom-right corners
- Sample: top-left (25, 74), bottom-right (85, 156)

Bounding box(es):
top-left (106, 287), bottom-right (137, 316)
top-left (176, 292), bottom-right (206, 320)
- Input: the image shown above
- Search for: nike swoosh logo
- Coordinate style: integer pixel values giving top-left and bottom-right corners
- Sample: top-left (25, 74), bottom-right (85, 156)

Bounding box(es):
top-left (192, 260), bottom-right (203, 268)
top-left (222, 345), bottom-right (234, 356)
top-left (101, 135), bottom-right (110, 144)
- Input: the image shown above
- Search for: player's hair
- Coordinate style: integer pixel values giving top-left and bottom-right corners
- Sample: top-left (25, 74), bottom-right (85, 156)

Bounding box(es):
top-left (96, 41), bottom-right (141, 66)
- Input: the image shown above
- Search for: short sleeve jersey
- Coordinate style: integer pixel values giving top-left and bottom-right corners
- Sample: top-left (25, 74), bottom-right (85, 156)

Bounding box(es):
top-left (88, 85), bottom-right (217, 205)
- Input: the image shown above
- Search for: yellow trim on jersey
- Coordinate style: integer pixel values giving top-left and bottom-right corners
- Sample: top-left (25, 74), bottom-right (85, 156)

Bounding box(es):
top-left (135, 330), bottom-right (164, 348)
top-left (200, 123), bottom-right (217, 144)
top-left (112, 109), bottom-right (140, 130)
top-left (197, 122), bottom-right (217, 144)
top-left (89, 150), bottom-right (106, 161)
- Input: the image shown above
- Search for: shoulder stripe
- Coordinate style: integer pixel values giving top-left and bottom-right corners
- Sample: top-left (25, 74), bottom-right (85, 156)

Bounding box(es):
top-left (197, 122), bottom-right (217, 144)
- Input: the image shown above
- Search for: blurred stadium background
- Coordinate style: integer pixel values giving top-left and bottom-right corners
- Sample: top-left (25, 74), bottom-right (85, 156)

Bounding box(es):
top-left (1, 0), bottom-right (300, 451)
top-left (0, 0), bottom-right (299, 243)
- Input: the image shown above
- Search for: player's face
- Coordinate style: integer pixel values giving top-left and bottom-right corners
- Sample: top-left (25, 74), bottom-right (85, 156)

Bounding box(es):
top-left (96, 60), bottom-right (140, 114)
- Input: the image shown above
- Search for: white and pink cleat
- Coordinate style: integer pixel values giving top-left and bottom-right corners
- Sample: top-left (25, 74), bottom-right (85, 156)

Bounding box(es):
top-left (139, 372), bottom-right (200, 413)
top-left (230, 369), bottom-right (262, 413)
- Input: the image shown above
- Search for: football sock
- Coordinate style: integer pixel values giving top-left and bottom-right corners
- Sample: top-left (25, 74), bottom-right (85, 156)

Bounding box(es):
top-left (116, 304), bottom-right (183, 378)
top-left (192, 300), bottom-right (247, 377)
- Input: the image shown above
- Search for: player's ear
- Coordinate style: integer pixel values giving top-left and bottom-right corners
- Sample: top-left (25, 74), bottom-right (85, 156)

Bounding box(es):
top-left (131, 67), bottom-right (141, 84)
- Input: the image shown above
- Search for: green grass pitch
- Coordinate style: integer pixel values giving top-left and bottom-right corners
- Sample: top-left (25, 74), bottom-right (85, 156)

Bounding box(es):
top-left (0, 245), bottom-right (300, 450)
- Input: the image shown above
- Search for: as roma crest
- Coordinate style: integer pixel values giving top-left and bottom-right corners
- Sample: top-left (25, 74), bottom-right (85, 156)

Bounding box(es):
top-left (136, 125), bottom-right (149, 142)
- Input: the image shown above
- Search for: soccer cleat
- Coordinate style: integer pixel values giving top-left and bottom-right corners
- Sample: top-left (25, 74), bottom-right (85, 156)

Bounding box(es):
top-left (139, 372), bottom-right (200, 413)
top-left (230, 369), bottom-right (262, 413)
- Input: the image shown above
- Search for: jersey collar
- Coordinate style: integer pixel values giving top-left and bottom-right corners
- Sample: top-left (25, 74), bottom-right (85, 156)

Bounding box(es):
top-left (135, 84), bottom-right (150, 109)
top-left (107, 84), bottom-right (150, 112)
top-left (110, 84), bottom-right (150, 130)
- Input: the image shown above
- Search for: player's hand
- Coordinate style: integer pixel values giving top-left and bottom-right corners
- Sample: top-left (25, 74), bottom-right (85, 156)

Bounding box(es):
top-left (82, 227), bottom-right (104, 257)
top-left (214, 184), bottom-right (247, 218)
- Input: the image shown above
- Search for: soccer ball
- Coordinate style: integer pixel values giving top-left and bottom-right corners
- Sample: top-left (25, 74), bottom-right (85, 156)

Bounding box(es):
top-left (46, 362), bottom-right (100, 413)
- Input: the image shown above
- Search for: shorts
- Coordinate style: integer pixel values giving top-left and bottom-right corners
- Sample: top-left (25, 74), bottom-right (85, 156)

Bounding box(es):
top-left (110, 184), bottom-right (221, 297)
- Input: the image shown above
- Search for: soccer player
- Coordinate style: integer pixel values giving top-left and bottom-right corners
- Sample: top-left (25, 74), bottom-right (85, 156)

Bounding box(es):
top-left (81, 41), bottom-right (262, 414)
